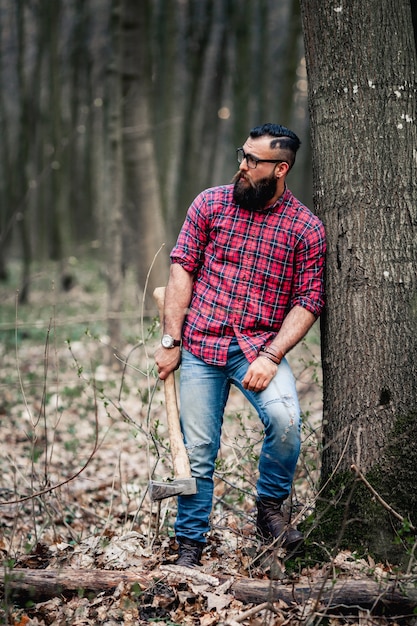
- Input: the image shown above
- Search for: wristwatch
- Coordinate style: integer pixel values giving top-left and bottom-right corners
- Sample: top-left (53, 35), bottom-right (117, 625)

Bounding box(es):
top-left (161, 334), bottom-right (181, 349)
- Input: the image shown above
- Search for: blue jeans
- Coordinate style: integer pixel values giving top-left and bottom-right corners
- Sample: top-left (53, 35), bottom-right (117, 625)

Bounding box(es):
top-left (175, 338), bottom-right (301, 544)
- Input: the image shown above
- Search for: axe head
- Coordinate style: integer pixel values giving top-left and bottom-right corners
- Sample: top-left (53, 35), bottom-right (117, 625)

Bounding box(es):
top-left (149, 477), bottom-right (197, 502)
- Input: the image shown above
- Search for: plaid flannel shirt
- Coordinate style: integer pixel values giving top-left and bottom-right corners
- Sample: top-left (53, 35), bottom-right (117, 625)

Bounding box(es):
top-left (171, 185), bottom-right (326, 366)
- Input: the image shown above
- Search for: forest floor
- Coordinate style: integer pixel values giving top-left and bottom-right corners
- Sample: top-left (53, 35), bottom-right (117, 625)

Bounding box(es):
top-left (0, 259), bottom-right (416, 625)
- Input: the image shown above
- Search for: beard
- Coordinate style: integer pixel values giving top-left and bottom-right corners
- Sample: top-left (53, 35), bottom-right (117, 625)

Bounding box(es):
top-left (232, 171), bottom-right (278, 212)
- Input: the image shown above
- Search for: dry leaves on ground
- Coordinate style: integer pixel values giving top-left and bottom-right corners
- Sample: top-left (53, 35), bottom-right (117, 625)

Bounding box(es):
top-left (0, 271), bottom-right (414, 625)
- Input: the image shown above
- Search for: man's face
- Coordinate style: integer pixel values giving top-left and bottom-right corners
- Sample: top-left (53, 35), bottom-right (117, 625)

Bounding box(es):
top-left (232, 136), bottom-right (283, 211)
top-left (232, 169), bottom-right (278, 212)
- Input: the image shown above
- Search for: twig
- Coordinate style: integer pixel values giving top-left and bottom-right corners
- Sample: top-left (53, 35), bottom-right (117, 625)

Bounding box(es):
top-left (351, 463), bottom-right (415, 531)
top-left (0, 384), bottom-right (100, 506)
top-left (224, 601), bottom-right (273, 624)
top-left (140, 243), bottom-right (165, 362)
top-left (15, 292), bottom-right (36, 428)
top-left (316, 424), bottom-right (353, 499)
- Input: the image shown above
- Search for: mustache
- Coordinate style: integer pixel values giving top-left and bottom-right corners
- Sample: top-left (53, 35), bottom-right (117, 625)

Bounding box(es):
top-left (231, 170), bottom-right (256, 188)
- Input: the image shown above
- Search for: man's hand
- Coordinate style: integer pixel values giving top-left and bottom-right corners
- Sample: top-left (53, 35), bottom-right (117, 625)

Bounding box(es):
top-left (242, 356), bottom-right (278, 392)
top-left (155, 345), bottom-right (181, 380)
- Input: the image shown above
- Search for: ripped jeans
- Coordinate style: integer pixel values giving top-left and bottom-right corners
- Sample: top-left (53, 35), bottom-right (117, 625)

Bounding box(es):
top-left (175, 338), bottom-right (301, 544)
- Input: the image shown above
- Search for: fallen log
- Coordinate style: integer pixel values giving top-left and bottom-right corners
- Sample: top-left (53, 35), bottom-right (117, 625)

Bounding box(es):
top-left (2, 568), bottom-right (150, 597)
top-left (231, 576), bottom-right (417, 614)
top-left (2, 568), bottom-right (417, 615)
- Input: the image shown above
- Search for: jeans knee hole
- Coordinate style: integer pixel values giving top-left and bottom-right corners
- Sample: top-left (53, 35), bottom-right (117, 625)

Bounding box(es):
top-left (185, 439), bottom-right (212, 452)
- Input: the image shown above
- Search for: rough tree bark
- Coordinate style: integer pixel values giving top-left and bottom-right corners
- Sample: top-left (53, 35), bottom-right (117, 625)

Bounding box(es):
top-left (300, 0), bottom-right (417, 562)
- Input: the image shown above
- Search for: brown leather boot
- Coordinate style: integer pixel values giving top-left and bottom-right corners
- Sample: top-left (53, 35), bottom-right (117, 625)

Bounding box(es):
top-left (256, 498), bottom-right (303, 551)
top-left (175, 537), bottom-right (204, 567)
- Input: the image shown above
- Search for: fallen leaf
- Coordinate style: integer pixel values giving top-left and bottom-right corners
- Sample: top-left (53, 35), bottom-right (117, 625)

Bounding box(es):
top-left (205, 591), bottom-right (233, 612)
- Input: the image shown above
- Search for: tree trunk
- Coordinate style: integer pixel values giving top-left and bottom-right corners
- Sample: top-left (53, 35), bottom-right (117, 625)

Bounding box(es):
top-left (15, 0), bottom-right (32, 303)
top-left (0, 6), bottom-right (13, 282)
top-left (122, 1), bottom-right (169, 312)
top-left (69, 0), bottom-right (95, 246)
top-left (300, 0), bottom-right (417, 562)
top-left (3, 568), bottom-right (417, 614)
top-left (48, 1), bottom-right (68, 265)
top-left (104, 0), bottom-right (124, 363)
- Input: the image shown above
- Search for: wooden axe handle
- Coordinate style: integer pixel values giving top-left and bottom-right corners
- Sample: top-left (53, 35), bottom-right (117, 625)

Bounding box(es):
top-left (153, 287), bottom-right (192, 479)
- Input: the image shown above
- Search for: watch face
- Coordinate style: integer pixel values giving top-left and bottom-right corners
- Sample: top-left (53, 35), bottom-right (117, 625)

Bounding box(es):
top-left (162, 335), bottom-right (174, 348)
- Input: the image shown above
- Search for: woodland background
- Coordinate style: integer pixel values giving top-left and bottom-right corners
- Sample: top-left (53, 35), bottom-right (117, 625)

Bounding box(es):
top-left (0, 0), bottom-right (314, 312)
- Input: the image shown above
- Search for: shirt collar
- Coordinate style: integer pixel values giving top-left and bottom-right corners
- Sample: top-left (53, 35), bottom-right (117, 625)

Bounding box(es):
top-left (264, 184), bottom-right (288, 212)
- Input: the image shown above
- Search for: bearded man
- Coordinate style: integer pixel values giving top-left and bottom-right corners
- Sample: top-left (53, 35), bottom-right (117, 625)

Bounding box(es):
top-left (155, 123), bottom-right (326, 567)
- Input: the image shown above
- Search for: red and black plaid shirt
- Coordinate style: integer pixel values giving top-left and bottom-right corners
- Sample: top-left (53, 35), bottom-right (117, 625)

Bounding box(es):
top-left (171, 185), bottom-right (326, 366)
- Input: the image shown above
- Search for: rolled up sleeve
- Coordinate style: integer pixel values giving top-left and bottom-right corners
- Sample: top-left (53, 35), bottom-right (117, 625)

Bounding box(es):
top-left (170, 191), bottom-right (209, 274)
top-left (291, 220), bottom-right (326, 317)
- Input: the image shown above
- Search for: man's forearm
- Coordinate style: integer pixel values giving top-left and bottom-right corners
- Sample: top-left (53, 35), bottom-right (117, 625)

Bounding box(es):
top-left (163, 263), bottom-right (194, 339)
top-left (268, 305), bottom-right (317, 359)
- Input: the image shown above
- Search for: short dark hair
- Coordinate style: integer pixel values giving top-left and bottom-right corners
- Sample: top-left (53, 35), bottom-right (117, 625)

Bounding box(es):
top-left (249, 123), bottom-right (301, 169)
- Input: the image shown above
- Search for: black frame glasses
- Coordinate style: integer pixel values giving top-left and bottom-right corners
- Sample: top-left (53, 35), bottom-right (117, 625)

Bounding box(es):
top-left (236, 147), bottom-right (287, 169)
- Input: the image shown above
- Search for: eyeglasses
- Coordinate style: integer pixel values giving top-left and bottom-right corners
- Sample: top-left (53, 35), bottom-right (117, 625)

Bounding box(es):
top-left (236, 147), bottom-right (287, 169)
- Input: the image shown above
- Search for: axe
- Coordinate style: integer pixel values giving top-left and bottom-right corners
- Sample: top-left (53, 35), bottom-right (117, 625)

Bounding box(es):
top-left (149, 287), bottom-right (197, 501)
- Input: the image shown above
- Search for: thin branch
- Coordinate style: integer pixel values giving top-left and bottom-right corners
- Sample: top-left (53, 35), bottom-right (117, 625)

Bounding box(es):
top-left (0, 384), bottom-right (100, 506)
top-left (225, 601), bottom-right (271, 625)
top-left (351, 463), bottom-right (415, 531)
